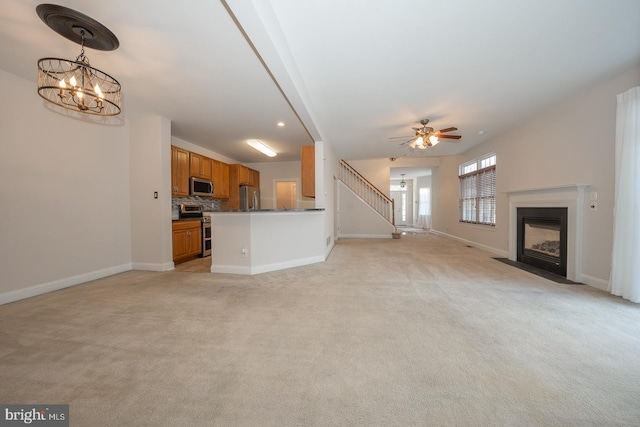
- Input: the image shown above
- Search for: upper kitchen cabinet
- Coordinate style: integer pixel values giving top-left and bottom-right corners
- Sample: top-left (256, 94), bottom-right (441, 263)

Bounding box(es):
top-left (221, 164), bottom-right (260, 210)
top-left (301, 145), bottom-right (315, 198)
top-left (190, 152), bottom-right (213, 180)
top-left (237, 165), bottom-right (260, 187)
top-left (171, 146), bottom-right (190, 197)
top-left (212, 159), bottom-right (230, 199)
top-left (249, 168), bottom-right (260, 187)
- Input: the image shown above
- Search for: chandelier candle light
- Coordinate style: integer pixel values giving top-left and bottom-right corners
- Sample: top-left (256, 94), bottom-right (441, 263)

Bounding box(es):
top-left (36, 4), bottom-right (121, 116)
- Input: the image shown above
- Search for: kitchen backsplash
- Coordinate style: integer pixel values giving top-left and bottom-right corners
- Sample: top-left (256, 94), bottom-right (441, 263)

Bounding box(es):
top-left (172, 197), bottom-right (221, 219)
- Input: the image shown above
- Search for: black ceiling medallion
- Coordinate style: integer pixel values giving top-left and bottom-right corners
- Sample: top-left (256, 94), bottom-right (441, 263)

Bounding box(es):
top-left (36, 4), bottom-right (122, 116)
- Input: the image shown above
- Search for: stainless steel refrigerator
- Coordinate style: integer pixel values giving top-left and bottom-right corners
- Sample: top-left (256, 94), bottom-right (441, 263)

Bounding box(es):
top-left (239, 185), bottom-right (260, 210)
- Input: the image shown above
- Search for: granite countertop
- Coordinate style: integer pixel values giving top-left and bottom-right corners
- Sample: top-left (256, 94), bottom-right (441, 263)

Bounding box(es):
top-left (208, 208), bottom-right (325, 213)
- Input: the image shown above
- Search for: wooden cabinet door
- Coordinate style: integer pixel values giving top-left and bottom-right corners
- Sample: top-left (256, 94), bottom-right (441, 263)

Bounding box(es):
top-left (190, 153), bottom-right (213, 180)
top-left (188, 227), bottom-right (202, 256)
top-left (171, 146), bottom-right (190, 197)
top-left (212, 160), bottom-right (230, 199)
top-left (172, 229), bottom-right (190, 260)
top-left (301, 145), bottom-right (315, 198)
top-left (237, 165), bottom-right (251, 185)
top-left (249, 168), bottom-right (260, 187)
top-left (173, 221), bottom-right (202, 263)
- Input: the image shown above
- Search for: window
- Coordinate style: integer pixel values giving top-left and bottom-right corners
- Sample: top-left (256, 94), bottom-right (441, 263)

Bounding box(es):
top-left (418, 188), bottom-right (431, 216)
top-left (459, 153), bottom-right (496, 226)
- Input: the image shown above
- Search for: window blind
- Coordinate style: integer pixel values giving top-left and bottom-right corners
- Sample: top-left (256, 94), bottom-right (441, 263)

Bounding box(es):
top-left (459, 165), bottom-right (496, 225)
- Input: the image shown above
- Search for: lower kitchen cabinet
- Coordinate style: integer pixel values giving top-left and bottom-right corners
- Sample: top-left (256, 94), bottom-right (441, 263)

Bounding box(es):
top-left (172, 220), bottom-right (202, 264)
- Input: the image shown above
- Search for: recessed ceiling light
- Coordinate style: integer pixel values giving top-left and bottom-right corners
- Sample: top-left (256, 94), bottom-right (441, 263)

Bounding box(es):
top-left (247, 140), bottom-right (277, 157)
top-left (277, 121), bottom-right (285, 127)
top-left (478, 130), bottom-right (485, 135)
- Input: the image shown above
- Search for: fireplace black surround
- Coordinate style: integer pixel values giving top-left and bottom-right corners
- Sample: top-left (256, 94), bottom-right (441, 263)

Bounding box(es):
top-left (517, 207), bottom-right (568, 277)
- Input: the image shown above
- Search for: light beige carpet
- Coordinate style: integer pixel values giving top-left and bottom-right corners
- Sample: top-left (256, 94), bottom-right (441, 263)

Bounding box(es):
top-left (1, 234), bottom-right (639, 426)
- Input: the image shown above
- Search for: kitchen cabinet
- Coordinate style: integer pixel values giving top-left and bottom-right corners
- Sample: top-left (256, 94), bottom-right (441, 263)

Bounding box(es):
top-left (190, 152), bottom-right (213, 180)
top-left (249, 168), bottom-right (260, 187)
top-left (172, 220), bottom-right (202, 264)
top-left (237, 165), bottom-right (259, 186)
top-left (171, 146), bottom-right (190, 197)
top-left (212, 159), bottom-right (230, 199)
top-left (222, 164), bottom-right (260, 210)
top-left (301, 145), bottom-right (315, 198)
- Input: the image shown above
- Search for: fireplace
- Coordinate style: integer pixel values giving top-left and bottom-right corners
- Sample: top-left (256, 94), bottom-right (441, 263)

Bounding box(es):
top-left (507, 184), bottom-right (588, 283)
top-left (517, 207), bottom-right (567, 276)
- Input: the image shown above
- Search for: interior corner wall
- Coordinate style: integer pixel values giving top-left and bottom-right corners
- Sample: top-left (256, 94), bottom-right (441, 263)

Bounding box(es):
top-left (318, 141), bottom-right (337, 255)
top-left (130, 116), bottom-right (173, 271)
top-left (431, 64), bottom-right (640, 288)
top-left (0, 69), bottom-right (132, 304)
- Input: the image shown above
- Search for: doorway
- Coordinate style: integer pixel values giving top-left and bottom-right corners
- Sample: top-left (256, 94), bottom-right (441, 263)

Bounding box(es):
top-left (276, 181), bottom-right (297, 209)
top-left (391, 190), bottom-right (407, 226)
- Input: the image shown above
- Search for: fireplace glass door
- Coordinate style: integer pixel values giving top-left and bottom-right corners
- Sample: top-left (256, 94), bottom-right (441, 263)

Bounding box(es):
top-left (517, 207), bottom-right (567, 276)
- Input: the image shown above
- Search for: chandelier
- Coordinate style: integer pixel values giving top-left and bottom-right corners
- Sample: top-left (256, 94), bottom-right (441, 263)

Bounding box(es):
top-left (36, 4), bottom-right (121, 116)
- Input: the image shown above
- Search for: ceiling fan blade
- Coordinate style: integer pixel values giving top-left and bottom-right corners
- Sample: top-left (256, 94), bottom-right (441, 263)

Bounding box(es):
top-left (437, 127), bottom-right (458, 133)
top-left (388, 135), bottom-right (412, 139)
top-left (438, 134), bottom-right (462, 140)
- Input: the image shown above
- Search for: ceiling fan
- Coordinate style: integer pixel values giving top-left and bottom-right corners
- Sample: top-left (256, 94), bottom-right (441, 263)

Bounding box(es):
top-left (393, 119), bottom-right (462, 150)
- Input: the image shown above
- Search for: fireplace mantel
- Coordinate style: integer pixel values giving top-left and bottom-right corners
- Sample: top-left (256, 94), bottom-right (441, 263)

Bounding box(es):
top-left (506, 184), bottom-right (590, 282)
top-left (505, 184), bottom-right (590, 197)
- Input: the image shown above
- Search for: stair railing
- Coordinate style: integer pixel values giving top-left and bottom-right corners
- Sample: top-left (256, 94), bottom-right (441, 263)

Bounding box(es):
top-left (338, 160), bottom-right (395, 225)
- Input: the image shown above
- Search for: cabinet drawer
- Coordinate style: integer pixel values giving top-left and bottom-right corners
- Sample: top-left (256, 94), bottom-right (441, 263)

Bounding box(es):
top-left (172, 220), bottom-right (201, 231)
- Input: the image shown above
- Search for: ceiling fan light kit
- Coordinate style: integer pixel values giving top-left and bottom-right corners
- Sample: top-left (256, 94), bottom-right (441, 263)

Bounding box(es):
top-left (36, 4), bottom-right (122, 116)
top-left (397, 119), bottom-right (462, 151)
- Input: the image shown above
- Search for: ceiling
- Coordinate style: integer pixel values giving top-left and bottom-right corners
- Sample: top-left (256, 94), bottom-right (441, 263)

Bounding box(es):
top-left (1, 1), bottom-right (639, 165)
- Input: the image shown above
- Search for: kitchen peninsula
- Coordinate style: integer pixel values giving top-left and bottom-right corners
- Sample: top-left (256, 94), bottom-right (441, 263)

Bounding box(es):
top-left (206, 209), bottom-right (325, 275)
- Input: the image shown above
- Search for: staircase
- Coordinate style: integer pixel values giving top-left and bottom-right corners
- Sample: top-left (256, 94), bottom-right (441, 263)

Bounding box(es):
top-left (337, 160), bottom-right (395, 226)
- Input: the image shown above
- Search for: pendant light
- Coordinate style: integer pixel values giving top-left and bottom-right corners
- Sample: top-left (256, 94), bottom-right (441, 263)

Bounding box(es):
top-left (36, 4), bottom-right (122, 116)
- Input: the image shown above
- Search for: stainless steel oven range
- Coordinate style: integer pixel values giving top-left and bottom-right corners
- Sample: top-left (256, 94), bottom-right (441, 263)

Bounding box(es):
top-left (178, 204), bottom-right (211, 258)
top-left (201, 216), bottom-right (211, 257)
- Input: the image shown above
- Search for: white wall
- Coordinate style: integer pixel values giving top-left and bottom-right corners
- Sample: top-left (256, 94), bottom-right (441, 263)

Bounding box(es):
top-left (338, 181), bottom-right (396, 238)
top-left (0, 69), bottom-right (132, 303)
top-left (431, 64), bottom-right (640, 288)
top-left (130, 116), bottom-right (173, 271)
top-left (320, 140), bottom-right (337, 254)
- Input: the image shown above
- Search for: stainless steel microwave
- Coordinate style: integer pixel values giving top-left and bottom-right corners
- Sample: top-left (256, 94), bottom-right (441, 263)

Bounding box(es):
top-left (190, 177), bottom-right (213, 197)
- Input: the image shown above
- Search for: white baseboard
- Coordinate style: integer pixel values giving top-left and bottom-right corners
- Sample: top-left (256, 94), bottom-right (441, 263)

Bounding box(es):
top-left (325, 240), bottom-right (336, 260)
top-left (338, 234), bottom-right (392, 239)
top-left (430, 229), bottom-right (509, 257)
top-left (581, 274), bottom-right (609, 291)
top-left (211, 255), bottom-right (325, 275)
top-left (132, 261), bottom-right (175, 272)
top-left (0, 263), bottom-right (132, 306)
